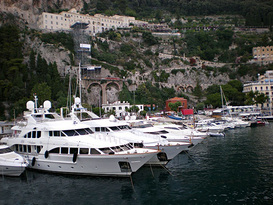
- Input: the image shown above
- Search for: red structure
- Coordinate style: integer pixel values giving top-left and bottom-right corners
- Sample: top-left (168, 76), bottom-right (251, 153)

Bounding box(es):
top-left (165, 97), bottom-right (187, 111)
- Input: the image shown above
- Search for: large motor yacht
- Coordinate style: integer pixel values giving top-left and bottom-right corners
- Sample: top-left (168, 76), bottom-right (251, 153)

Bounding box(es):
top-left (0, 144), bottom-right (28, 176)
top-left (0, 98), bottom-right (159, 177)
top-left (69, 97), bottom-right (192, 165)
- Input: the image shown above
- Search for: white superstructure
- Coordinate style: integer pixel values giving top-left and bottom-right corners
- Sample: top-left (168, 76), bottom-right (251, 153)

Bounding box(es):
top-left (70, 98), bottom-right (191, 165)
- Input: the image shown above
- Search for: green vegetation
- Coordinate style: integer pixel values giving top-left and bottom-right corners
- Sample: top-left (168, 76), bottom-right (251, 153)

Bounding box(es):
top-left (204, 80), bottom-right (245, 108)
top-left (168, 101), bottom-right (182, 112)
top-left (0, 25), bottom-right (70, 120)
top-left (40, 32), bottom-right (74, 53)
top-left (119, 81), bottom-right (175, 110)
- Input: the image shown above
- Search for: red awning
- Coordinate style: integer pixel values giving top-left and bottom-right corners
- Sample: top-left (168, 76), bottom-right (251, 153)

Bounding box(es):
top-left (181, 109), bottom-right (193, 115)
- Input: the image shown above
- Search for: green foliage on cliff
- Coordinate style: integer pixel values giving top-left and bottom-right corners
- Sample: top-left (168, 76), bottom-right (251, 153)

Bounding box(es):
top-left (80, 0), bottom-right (273, 27)
top-left (0, 25), bottom-right (69, 119)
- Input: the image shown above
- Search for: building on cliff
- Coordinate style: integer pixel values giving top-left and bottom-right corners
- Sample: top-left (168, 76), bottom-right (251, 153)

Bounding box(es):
top-left (252, 46), bottom-right (273, 64)
top-left (165, 97), bottom-right (187, 112)
top-left (102, 101), bottom-right (144, 118)
top-left (243, 70), bottom-right (273, 114)
top-left (38, 8), bottom-right (136, 35)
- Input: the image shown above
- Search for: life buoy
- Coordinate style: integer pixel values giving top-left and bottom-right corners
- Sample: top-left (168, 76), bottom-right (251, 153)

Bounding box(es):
top-left (44, 150), bottom-right (49, 158)
top-left (31, 157), bottom-right (36, 166)
top-left (73, 152), bottom-right (77, 163)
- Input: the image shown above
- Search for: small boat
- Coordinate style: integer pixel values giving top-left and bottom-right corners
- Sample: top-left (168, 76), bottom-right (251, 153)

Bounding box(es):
top-left (167, 115), bottom-right (183, 120)
top-left (208, 132), bottom-right (225, 137)
top-left (0, 144), bottom-right (28, 176)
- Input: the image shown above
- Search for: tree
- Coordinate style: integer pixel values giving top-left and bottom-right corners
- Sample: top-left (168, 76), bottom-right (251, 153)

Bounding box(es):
top-left (129, 105), bottom-right (139, 113)
top-left (168, 101), bottom-right (181, 112)
top-left (31, 82), bottom-right (52, 106)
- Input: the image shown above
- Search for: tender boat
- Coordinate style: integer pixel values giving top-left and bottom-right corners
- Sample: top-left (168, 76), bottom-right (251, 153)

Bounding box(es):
top-left (0, 98), bottom-right (159, 177)
top-left (69, 98), bottom-right (192, 165)
top-left (0, 144), bottom-right (28, 176)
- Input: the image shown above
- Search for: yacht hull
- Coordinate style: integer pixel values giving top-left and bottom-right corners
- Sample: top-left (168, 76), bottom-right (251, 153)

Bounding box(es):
top-left (0, 163), bottom-right (27, 176)
top-left (25, 152), bottom-right (157, 177)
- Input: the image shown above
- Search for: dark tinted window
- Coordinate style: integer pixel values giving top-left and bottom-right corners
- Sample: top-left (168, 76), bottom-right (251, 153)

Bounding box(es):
top-left (49, 147), bottom-right (60, 153)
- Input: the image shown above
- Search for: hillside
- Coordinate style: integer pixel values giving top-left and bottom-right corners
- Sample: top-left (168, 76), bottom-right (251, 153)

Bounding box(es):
top-left (1, 0), bottom-right (273, 119)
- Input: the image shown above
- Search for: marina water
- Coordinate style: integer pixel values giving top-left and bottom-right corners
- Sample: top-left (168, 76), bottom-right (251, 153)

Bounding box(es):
top-left (1, 124), bottom-right (273, 205)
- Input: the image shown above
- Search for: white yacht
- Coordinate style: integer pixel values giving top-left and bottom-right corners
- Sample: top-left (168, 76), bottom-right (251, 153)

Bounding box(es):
top-left (0, 99), bottom-right (159, 177)
top-left (69, 98), bottom-right (192, 165)
top-left (0, 144), bottom-right (28, 176)
top-left (129, 120), bottom-right (205, 146)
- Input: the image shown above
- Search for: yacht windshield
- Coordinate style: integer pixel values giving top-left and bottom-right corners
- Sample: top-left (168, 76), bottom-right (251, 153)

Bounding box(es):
top-left (118, 125), bottom-right (131, 130)
top-left (0, 147), bottom-right (13, 154)
top-left (109, 126), bottom-right (120, 131)
top-left (62, 128), bottom-right (93, 136)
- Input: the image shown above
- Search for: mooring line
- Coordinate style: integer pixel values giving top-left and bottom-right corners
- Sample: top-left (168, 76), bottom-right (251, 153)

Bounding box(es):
top-left (160, 164), bottom-right (174, 176)
top-left (149, 163), bottom-right (154, 178)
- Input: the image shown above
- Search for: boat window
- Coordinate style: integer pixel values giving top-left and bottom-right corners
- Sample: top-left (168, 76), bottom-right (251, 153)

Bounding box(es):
top-left (75, 129), bottom-right (90, 135)
top-left (158, 130), bottom-right (169, 134)
top-left (37, 146), bottom-right (42, 153)
top-left (62, 130), bottom-right (79, 136)
top-left (23, 145), bottom-right (27, 152)
top-left (0, 147), bottom-right (13, 154)
top-left (134, 143), bottom-right (144, 148)
top-left (80, 148), bottom-right (89, 154)
top-left (110, 146), bottom-right (122, 152)
top-left (28, 132), bottom-right (31, 138)
top-left (70, 148), bottom-right (78, 154)
top-left (145, 131), bottom-right (160, 135)
top-left (95, 127), bottom-right (100, 132)
top-left (118, 125), bottom-right (130, 130)
top-left (90, 148), bottom-right (101, 154)
top-left (15, 144), bottom-right (19, 151)
top-left (54, 131), bottom-right (61, 136)
top-left (109, 126), bottom-right (120, 131)
top-left (102, 127), bottom-right (109, 132)
top-left (120, 144), bottom-right (130, 151)
top-left (32, 131), bottom-right (36, 138)
top-left (19, 145), bottom-right (22, 152)
top-left (45, 114), bottom-right (55, 119)
top-left (87, 128), bottom-right (93, 134)
top-left (99, 147), bottom-right (113, 154)
top-left (49, 147), bottom-right (60, 153)
top-left (128, 143), bottom-right (134, 149)
top-left (61, 147), bottom-right (68, 154)
top-left (49, 131), bottom-right (53, 136)
top-left (37, 131), bottom-right (41, 138)
top-left (28, 145), bottom-right (31, 152)
top-left (164, 127), bottom-right (179, 130)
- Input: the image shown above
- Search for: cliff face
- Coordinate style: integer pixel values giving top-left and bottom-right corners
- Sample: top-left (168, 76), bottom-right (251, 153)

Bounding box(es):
top-left (0, 0), bottom-right (85, 28)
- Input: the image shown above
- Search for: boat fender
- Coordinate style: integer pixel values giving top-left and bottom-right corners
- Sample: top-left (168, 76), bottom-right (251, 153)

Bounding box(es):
top-left (32, 157), bottom-right (36, 166)
top-left (44, 150), bottom-right (49, 159)
top-left (73, 152), bottom-right (77, 163)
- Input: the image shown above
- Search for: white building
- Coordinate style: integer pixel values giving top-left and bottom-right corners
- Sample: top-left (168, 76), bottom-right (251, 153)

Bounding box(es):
top-left (102, 101), bottom-right (144, 118)
top-left (38, 8), bottom-right (138, 36)
top-left (243, 70), bottom-right (273, 113)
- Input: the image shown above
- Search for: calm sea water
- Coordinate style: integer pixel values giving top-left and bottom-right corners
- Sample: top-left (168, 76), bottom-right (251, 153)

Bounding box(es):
top-left (1, 124), bottom-right (273, 205)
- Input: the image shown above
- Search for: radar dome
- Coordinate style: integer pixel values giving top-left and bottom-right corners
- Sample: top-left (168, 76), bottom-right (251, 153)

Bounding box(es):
top-left (26, 101), bottom-right (35, 111)
top-left (109, 115), bottom-right (116, 122)
top-left (75, 97), bottom-right (81, 105)
top-left (43, 100), bottom-right (52, 110)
